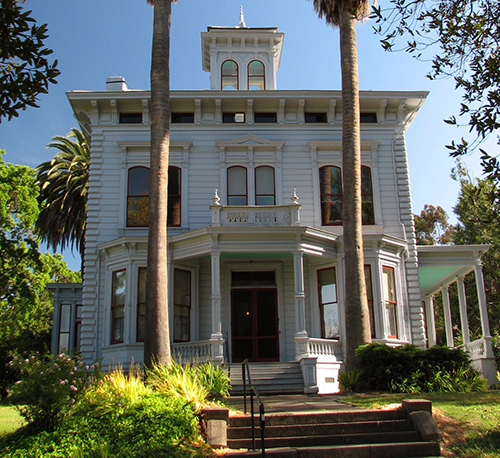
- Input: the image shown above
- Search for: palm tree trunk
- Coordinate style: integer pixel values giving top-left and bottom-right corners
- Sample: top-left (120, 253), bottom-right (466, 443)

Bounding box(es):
top-left (144, 0), bottom-right (172, 367)
top-left (340, 9), bottom-right (372, 372)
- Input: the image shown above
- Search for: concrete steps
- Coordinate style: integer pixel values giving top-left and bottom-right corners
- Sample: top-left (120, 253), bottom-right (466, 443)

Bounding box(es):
top-left (224, 407), bottom-right (441, 457)
top-left (228, 362), bottom-right (304, 395)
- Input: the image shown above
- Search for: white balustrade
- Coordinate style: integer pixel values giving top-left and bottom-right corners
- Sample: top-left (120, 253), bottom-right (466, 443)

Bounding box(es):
top-left (171, 340), bottom-right (213, 364)
top-left (306, 338), bottom-right (344, 359)
top-left (461, 337), bottom-right (487, 359)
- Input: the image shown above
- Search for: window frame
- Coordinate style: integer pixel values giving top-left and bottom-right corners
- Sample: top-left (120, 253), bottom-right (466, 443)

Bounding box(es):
top-left (319, 165), bottom-right (343, 226)
top-left (248, 60), bottom-right (265, 90)
top-left (221, 60), bottom-right (239, 90)
top-left (361, 165), bottom-right (375, 225)
top-left (255, 166), bottom-right (276, 206)
top-left (111, 269), bottom-right (126, 345)
top-left (168, 166), bottom-right (182, 227)
top-left (136, 267), bottom-right (147, 343)
top-left (382, 266), bottom-right (398, 339)
top-left (174, 268), bottom-right (191, 343)
top-left (317, 267), bottom-right (340, 340)
top-left (227, 166), bottom-right (248, 205)
top-left (127, 166), bottom-right (150, 227)
top-left (364, 265), bottom-right (376, 338)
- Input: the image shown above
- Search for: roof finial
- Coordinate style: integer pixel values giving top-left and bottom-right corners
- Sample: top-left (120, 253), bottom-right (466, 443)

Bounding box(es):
top-left (238, 6), bottom-right (247, 28)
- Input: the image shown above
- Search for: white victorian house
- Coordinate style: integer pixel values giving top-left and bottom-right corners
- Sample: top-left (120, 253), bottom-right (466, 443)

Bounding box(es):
top-left (50, 17), bottom-right (496, 392)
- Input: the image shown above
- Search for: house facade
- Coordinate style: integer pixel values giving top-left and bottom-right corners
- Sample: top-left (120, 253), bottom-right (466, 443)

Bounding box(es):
top-left (54, 19), bottom-right (496, 392)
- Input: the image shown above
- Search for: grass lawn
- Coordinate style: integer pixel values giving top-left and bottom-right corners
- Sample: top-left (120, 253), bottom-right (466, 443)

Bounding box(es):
top-left (0, 405), bottom-right (25, 438)
top-left (346, 391), bottom-right (500, 458)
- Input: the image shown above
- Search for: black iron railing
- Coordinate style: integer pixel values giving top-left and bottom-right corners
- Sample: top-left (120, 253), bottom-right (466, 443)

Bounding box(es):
top-left (242, 359), bottom-right (265, 456)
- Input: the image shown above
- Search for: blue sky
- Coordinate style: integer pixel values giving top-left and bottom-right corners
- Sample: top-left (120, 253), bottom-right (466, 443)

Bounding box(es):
top-left (0, 0), bottom-right (489, 271)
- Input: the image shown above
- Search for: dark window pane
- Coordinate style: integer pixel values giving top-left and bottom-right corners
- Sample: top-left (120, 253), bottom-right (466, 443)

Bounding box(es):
top-left (120, 113), bottom-right (142, 124)
top-left (231, 271), bottom-right (276, 286)
top-left (223, 112), bottom-right (245, 123)
top-left (171, 112), bottom-right (194, 123)
top-left (305, 112), bottom-right (327, 123)
top-left (128, 167), bottom-right (149, 196)
top-left (254, 112), bottom-right (277, 123)
top-left (360, 112), bottom-right (377, 123)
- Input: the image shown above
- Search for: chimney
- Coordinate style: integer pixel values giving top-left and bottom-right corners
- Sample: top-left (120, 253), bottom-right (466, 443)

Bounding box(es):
top-left (106, 76), bottom-right (128, 91)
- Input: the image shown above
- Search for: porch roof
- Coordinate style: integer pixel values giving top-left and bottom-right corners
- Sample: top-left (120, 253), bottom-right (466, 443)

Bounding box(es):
top-left (417, 244), bottom-right (489, 296)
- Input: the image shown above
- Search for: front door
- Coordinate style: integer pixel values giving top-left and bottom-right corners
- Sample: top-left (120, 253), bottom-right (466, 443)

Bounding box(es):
top-left (231, 288), bottom-right (279, 362)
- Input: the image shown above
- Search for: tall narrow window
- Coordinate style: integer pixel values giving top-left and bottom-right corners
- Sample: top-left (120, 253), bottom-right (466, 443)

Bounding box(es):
top-left (320, 166), bottom-right (343, 225)
top-left (168, 166), bottom-right (181, 226)
top-left (383, 266), bottom-right (398, 338)
top-left (137, 267), bottom-right (146, 342)
top-left (228, 166), bottom-right (247, 205)
top-left (127, 166), bottom-right (181, 227)
top-left (318, 267), bottom-right (339, 339)
top-left (58, 303), bottom-right (72, 352)
top-left (74, 304), bottom-right (82, 353)
top-left (255, 166), bottom-right (275, 205)
top-left (361, 166), bottom-right (375, 224)
top-left (174, 269), bottom-right (191, 342)
top-left (248, 60), bottom-right (265, 90)
top-left (111, 270), bottom-right (126, 344)
top-left (364, 265), bottom-right (375, 338)
top-left (127, 167), bottom-right (150, 227)
top-left (222, 60), bottom-right (238, 90)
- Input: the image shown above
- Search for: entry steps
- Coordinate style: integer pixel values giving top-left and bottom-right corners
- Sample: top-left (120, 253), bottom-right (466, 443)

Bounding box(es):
top-left (224, 408), bottom-right (442, 457)
top-left (228, 362), bottom-right (304, 395)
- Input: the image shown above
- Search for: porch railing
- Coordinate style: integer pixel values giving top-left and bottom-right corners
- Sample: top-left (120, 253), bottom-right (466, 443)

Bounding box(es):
top-left (306, 338), bottom-right (344, 359)
top-left (172, 340), bottom-right (213, 364)
top-left (460, 337), bottom-right (488, 359)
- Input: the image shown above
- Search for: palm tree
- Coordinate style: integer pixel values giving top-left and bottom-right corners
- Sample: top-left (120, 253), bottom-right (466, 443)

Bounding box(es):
top-left (309, 0), bottom-right (373, 372)
top-left (144, 0), bottom-right (176, 367)
top-left (36, 128), bottom-right (89, 267)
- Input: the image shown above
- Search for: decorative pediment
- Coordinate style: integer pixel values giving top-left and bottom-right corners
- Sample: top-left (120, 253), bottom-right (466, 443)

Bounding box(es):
top-left (216, 134), bottom-right (285, 150)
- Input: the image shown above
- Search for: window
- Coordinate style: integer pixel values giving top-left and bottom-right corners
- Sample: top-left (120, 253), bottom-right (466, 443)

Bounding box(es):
top-left (127, 167), bottom-right (150, 227)
top-left (58, 303), bottom-right (72, 352)
top-left (320, 166), bottom-right (343, 225)
top-left (254, 112), bottom-right (277, 123)
top-left (127, 166), bottom-right (181, 227)
top-left (360, 112), bottom-right (377, 123)
top-left (172, 112), bottom-right (194, 123)
top-left (222, 60), bottom-right (238, 90)
top-left (74, 305), bottom-right (82, 353)
top-left (248, 60), bottom-right (265, 90)
top-left (111, 270), bottom-right (126, 344)
top-left (174, 269), bottom-right (191, 342)
top-left (361, 166), bottom-right (375, 224)
top-left (137, 268), bottom-right (146, 342)
top-left (383, 266), bottom-right (398, 338)
top-left (168, 166), bottom-right (181, 227)
top-left (223, 112), bottom-right (245, 123)
top-left (120, 113), bottom-right (142, 124)
top-left (319, 165), bottom-right (375, 225)
top-left (305, 112), bottom-right (327, 123)
top-left (255, 166), bottom-right (275, 205)
top-left (318, 267), bottom-right (339, 339)
top-left (228, 166), bottom-right (247, 205)
top-left (364, 265), bottom-right (375, 338)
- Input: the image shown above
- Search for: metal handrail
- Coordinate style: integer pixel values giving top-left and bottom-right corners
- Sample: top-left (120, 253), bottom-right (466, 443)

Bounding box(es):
top-left (242, 359), bottom-right (266, 456)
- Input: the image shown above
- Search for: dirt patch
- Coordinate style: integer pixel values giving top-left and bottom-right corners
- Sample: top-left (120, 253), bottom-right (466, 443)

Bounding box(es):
top-left (433, 408), bottom-right (468, 457)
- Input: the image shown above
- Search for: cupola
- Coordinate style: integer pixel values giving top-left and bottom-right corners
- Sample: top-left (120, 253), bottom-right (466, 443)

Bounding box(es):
top-left (201, 7), bottom-right (284, 91)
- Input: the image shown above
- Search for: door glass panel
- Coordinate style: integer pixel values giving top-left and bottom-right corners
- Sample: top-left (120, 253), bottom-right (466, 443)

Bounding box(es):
top-left (232, 290), bottom-right (253, 337)
top-left (256, 290), bottom-right (277, 336)
top-left (258, 338), bottom-right (278, 359)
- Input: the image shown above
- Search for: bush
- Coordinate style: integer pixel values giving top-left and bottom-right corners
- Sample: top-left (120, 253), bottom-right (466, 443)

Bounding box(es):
top-left (197, 362), bottom-right (230, 399)
top-left (8, 353), bottom-right (102, 431)
top-left (355, 343), bottom-right (484, 393)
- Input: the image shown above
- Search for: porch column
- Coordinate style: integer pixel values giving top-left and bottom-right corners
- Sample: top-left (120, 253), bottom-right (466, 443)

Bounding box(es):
top-left (293, 251), bottom-right (307, 337)
top-left (424, 295), bottom-right (437, 348)
top-left (441, 286), bottom-right (454, 347)
top-left (210, 251), bottom-right (224, 363)
top-left (474, 264), bottom-right (491, 338)
top-left (456, 276), bottom-right (470, 345)
top-left (293, 250), bottom-right (309, 360)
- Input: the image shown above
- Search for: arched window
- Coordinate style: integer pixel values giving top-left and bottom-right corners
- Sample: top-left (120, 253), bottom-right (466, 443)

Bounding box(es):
top-left (221, 60), bottom-right (238, 90)
top-left (361, 166), bottom-right (374, 224)
top-left (319, 165), bottom-right (375, 225)
top-left (255, 166), bottom-right (275, 205)
top-left (127, 166), bottom-right (150, 227)
top-left (227, 166), bottom-right (247, 205)
top-left (127, 166), bottom-right (181, 227)
top-left (320, 166), bottom-right (343, 225)
top-left (248, 60), bottom-right (265, 90)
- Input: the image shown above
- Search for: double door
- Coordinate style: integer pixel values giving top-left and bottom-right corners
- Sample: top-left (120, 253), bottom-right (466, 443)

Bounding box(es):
top-left (231, 288), bottom-right (279, 362)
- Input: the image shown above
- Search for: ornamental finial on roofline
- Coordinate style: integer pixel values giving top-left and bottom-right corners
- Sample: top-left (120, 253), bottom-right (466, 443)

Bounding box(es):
top-left (238, 6), bottom-right (247, 28)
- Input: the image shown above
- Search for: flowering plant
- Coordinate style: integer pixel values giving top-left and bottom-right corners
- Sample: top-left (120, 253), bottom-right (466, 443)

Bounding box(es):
top-left (8, 352), bottom-right (102, 431)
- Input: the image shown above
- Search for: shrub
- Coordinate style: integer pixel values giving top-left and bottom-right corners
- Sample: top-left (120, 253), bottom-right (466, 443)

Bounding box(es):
top-left (197, 362), bottom-right (230, 399)
top-left (8, 353), bottom-right (102, 431)
top-left (354, 343), bottom-right (483, 393)
top-left (338, 367), bottom-right (366, 393)
top-left (146, 362), bottom-right (208, 412)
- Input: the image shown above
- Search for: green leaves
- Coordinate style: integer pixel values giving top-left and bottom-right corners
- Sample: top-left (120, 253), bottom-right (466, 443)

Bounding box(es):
top-left (0, 0), bottom-right (60, 121)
